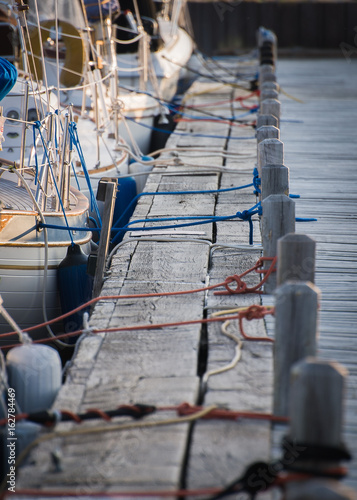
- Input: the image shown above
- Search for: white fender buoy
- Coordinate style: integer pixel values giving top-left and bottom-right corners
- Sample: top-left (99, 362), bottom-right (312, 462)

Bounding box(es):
top-left (6, 343), bottom-right (62, 413)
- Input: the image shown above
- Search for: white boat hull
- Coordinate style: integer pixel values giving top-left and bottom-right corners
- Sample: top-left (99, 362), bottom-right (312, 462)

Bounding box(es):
top-left (116, 26), bottom-right (193, 101)
top-left (0, 185), bottom-right (92, 339)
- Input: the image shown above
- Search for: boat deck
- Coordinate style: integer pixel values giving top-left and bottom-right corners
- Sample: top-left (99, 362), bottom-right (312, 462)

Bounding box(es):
top-left (12, 56), bottom-right (357, 496)
top-left (0, 175), bottom-right (35, 212)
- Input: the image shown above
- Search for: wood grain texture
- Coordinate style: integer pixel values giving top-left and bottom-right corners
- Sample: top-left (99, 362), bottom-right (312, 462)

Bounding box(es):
top-left (268, 58), bottom-right (357, 490)
top-left (274, 282), bottom-right (320, 416)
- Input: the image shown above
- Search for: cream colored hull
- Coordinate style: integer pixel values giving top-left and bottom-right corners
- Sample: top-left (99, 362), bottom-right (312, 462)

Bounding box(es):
top-left (0, 186), bottom-right (92, 338)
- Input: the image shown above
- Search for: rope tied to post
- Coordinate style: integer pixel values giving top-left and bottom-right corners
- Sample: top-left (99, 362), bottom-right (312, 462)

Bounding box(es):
top-left (238, 304), bottom-right (275, 341)
top-left (235, 202), bottom-right (262, 244)
top-left (252, 167), bottom-right (261, 194)
top-left (215, 256), bottom-right (277, 295)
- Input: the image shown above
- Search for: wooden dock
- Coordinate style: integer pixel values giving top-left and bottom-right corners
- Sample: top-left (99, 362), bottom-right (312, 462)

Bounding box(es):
top-left (273, 57), bottom-right (357, 490)
top-left (9, 55), bottom-right (357, 497)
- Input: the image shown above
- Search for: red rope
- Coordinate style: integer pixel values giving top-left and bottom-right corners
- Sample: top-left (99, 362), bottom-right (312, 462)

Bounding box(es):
top-left (3, 469), bottom-right (349, 499)
top-left (0, 312), bottom-right (246, 350)
top-left (183, 90), bottom-right (259, 109)
top-left (0, 402), bottom-right (286, 428)
top-left (59, 410), bottom-right (82, 423)
top-left (2, 487), bottom-right (222, 498)
top-left (238, 305), bottom-right (275, 342)
top-left (84, 408), bottom-right (112, 422)
top-left (174, 117), bottom-right (252, 127)
top-left (0, 258), bottom-right (276, 342)
top-left (214, 256), bottom-right (276, 295)
top-left (172, 403), bottom-right (288, 423)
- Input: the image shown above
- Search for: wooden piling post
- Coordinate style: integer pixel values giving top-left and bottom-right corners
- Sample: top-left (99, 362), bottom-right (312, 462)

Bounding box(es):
top-left (261, 163), bottom-right (289, 200)
top-left (284, 358), bottom-right (355, 499)
top-left (289, 358), bottom-right (347, 453)
top-left (256, 114), bottom-right (279, 129)
top-left (256, 125), bottom-right (280, 144)
top-left (259, 64), bottom-right (276, 88)
top-left (260, 81), bottom-right (279, 94)
top-left (261, 194), bottom-right (295, 293)
top-left (258, 138), bottom-right (284, 178)
top-left (260, 72), bottom-right (277, 87)
top-left (260, 98), bottom-right (281, 127)
top-left (277, 233), bottom-right (316, 285)
top-left (260, 89), bottom-right (279, 102)
top-left (273, 282), bottom-right (319, 416)
top-left (92, 178), bottom-right (118, 299)
top-left (259, 64), bottom-right (275, 78)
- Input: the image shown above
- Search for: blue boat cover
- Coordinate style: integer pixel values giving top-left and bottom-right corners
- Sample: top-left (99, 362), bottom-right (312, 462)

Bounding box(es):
top-left (83, 0), bottom-right (120, 22)
top-left (0, 57), bottom-right (17, 101)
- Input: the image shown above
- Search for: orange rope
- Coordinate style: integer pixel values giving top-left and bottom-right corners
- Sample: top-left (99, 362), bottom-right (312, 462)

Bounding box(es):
top-left (170, 402), bottom-right (288, 423)
top-left (0, 258), bottom-right (276, 341)
top-left (2, 469), bottom-right (349, 499)
top-left (174, 118), bottom-right (253, 127)
top-left (0, 402), bottom-right (286, 427)
top-left (184, 90), bottom-right (259, 109)
top-left (238, 305), bottom-right (274, 342)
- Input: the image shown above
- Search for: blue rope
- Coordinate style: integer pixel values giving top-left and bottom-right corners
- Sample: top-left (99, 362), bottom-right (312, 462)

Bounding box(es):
top-left (123, 115), bottom-right (256, 140)
top-left (296, 217), bottom-right (318, 222)
top-left (252, 167), bottom-right (261, 195)
top-left (88, 216), bottom-right (100, 229)
top-left (252, 169), bottom-right (301, 199)
top-left (38, 209), bottom-right (315, 235)
top-left (112, 181), bottom-right (255, 232)
top-left (112, 202), bottom-right (261, 246)
top-left (68, 122), bottom-right (102, 227)
top-left (34, 120), bottom-right (74, 245)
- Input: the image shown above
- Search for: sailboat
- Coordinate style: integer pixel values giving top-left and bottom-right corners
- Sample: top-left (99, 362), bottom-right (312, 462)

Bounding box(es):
top-left (114, 0), bottom-right (194, 102)
top-left (0, 72), bottom-right (93, 339)
top-left (22, 0), bottom-right (162, 156)
top-left (21, 0), bottom-right (131, 180)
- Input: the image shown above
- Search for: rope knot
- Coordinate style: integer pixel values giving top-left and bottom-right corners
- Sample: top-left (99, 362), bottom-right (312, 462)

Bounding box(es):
top-left (238, 305), bottom-right (275, 341)
top-left (33, 120), bottom-right (42, 129)
top-left (240, 305), bottom-right (267, 322)
top-left (238, 210), bottom-right (251, 221)
top-left (218, 275), bottom-right (247, 295)
top-left (255, 256), bottom-right (277, 275)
